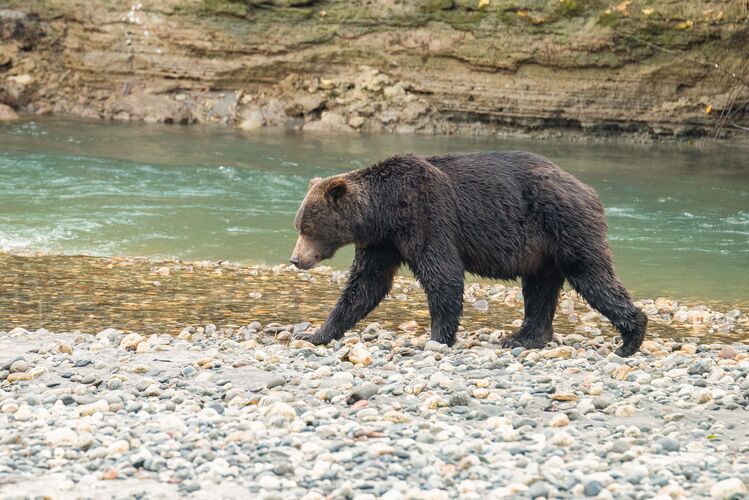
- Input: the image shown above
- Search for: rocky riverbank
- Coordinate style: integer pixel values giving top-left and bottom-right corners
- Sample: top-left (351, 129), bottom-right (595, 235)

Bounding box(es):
top-left (1, 1), bottom-right (748, 141)
top-left (1, 256), bottom-right (749, 498)
top-left (1, 319), bottom-right (748, 498)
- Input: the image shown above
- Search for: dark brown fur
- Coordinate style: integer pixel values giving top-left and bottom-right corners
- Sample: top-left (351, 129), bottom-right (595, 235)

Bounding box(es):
top-left (290, 152), bottom-right (646, 357)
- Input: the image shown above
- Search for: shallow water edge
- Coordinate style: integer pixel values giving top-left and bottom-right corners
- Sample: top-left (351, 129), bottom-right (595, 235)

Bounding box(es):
top-left (1, 252), bottom-right (745, 344)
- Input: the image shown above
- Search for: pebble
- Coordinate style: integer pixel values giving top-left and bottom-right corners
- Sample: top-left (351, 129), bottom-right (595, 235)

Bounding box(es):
top-left (449, 391), bottom-right (472, 407)
top-left (0, 291), bottom-right (745, 499)
top-left (9, 359), bottom-right (28, 373)
top-left (614, 404), bottom-right (636, 417)
top-left (659, 437), bottom-right (681, 453)
top-left (107, 440), bottom-right (130, 455)
top-left (710, 478), bottom-right (747, 499)
top-left (542, 346), bottom-right (575, 359)
top-left (77, 399), bottom-right (109, 416)
top-left (527, 481), bottom-right (551, 498)
top-left (593, 396), bottom-right (615, 410)
top-left (424, 340), bottom-right (449, 354)
top-left (347, 383), bottom-right (379, 405)
top-left (347, 343), bottom-right (372, 365)
top-left (262, 402), bottom-right (296, 425)
top-left (550, 431), bottom-right (574, 447)
top-left (266, 375), bottom-right (287, 389)
top-left (46, 428), bottom-right (77, 447)
top-left (120, 333), bottom-right (145, 350)
top-left (548, 413), bottom-right (570, 427)
top-left (584, 480), bottom-right (605, 497)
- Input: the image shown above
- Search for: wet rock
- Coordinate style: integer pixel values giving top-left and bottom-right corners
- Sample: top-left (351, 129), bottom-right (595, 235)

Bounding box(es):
top-left (303, 112), bottom-right (353, 133)
top-left (0, 103), bottom-right (17, 121)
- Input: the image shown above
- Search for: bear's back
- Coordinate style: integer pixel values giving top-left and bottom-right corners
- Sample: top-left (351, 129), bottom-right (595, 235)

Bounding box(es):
top-left (422, 151), bottom-right (602, 279)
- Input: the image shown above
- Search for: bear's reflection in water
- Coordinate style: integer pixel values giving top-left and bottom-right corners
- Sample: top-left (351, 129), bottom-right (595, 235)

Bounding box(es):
top-left (1, 253), bottom-right (686, 342)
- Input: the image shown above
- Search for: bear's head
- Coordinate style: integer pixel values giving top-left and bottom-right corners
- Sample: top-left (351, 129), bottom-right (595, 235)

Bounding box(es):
top-left (290, 175), bottom-right (361, 270)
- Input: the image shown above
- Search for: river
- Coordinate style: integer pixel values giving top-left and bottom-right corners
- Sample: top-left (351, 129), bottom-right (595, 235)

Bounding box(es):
top-left (1, 117), bottom-right (747, 306)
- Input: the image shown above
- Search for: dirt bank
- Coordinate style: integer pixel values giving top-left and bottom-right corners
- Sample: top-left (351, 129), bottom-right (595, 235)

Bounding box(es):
top-left (1, 0), bottom-right (748, 140)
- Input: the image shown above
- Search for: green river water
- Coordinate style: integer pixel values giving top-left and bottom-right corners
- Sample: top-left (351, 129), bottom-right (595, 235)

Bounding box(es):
top-left (1, 117), bottom-right (747, 307)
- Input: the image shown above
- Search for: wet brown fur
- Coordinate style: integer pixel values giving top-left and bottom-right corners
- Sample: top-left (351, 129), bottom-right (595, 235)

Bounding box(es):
top-left (290, 151), bottom-right (647, 357)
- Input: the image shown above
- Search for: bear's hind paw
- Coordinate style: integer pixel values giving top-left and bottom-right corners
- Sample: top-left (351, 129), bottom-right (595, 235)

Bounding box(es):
top-left (614, 342), bottom-right (640, 358)
top-left (499, 334), bottom-right (550, 351)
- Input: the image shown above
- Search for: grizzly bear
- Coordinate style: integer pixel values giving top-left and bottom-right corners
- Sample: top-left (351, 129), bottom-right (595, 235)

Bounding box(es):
top-left (289, 152), bottom-right (646, 357)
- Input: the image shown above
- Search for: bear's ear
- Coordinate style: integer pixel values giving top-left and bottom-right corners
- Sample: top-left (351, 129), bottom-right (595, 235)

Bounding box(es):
top-left (324, 177), bottom-right (347, 206)
top-left (309, 177), bottom-right (322, 189)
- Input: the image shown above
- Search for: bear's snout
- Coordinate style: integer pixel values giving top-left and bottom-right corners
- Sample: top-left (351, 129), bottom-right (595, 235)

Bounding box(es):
top-left (290, 235), bottom-right (322, 270)
top-left (289, 253), bottom-right (317, 270)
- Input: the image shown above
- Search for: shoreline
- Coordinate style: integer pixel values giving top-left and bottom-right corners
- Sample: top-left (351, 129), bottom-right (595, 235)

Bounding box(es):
top-left (5, 110), bottom-right (749, 148)
top-left (1, 251), bottom-right (746, 344)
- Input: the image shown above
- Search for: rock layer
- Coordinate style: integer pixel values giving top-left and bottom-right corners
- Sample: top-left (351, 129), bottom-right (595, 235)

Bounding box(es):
top-left (1, 1), bottom-right (748, 139)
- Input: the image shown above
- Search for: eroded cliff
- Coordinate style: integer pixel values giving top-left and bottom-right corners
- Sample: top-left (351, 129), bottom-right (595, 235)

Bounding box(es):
top-left (1, 0), bottom-right (748, 139)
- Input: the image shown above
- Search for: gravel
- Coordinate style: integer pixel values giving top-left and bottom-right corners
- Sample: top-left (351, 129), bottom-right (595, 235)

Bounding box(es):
top-left (0, 320), bottom-right (747, 498)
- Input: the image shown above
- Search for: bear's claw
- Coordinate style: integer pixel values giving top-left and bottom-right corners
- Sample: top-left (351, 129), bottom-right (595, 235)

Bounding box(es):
top-left (614, 342), bottom-right (639, 358)
top-left (499, 333), bottom-right (550, 350)
top-left (290, 330), bottom-right (329, 345)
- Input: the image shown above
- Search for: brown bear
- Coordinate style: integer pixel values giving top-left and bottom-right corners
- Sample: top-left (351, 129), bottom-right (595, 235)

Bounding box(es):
top-left (289, 152), bottom-right (646, 357)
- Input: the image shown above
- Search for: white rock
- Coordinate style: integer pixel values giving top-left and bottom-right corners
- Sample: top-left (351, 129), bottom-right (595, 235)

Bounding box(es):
top-left (369, 442), bottom-right (394, 456)
top-left (1, 402), bottom-right (19, 414)
top-left (258, 474), bottom-right (279, 489)
top-left (550, 431), bottom-right (574, 447)
top-left (548, 413), bottom-right (570, 427)
top-left (348, 343), bottom-right (372, 365)
top-left (262, 402), bottom-right (297, 424)
top-left (46, 428), bottom-right (77, 447)
top-left (13, 405), bottom-right (33, 421)
top-left (120, 333), bottom-right (145, 350)
top-left (77, 399), bottom-right (109, 417)
top-left (710, 478), bottom-right (747, 499)
top-left (614, 404), bottom-right (636, 417)
top-left (107, 439), bottom-right (130, 455)
top-left (421, 395), bottom-right (448, 411)
top-left (159, 414), bottom-right (188, 436)
top-left (693, 388), bottom-right (713, 404)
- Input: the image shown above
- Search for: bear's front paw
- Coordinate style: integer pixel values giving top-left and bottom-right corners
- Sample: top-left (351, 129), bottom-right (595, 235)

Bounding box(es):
top-left (290, 330), bottom-right (332, 346)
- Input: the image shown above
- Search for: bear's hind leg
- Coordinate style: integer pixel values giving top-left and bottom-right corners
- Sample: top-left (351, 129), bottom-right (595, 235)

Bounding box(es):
top-left (500, 263), bottom-right (564, 350)
top-left (563, 260), bottom-right (646, 357)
